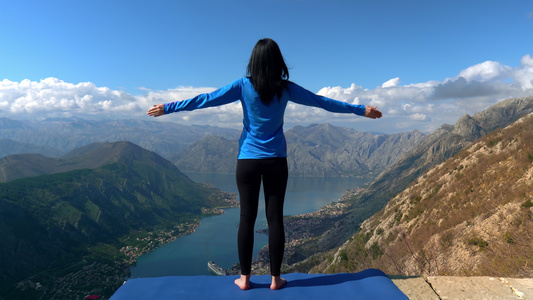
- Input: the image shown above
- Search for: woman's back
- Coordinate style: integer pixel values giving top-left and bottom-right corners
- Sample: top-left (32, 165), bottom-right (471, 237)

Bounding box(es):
top-left (239, 77), bottom-right (288, 159)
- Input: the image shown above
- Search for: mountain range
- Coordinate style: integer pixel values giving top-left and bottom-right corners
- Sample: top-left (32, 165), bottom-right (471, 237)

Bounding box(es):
top-left (0, 139), bottom-right (63, 158)
top-left (0, 118), bottom-right (240, 159)
top-left (0, 117), bottom-right (425, 178)
top-left (172, 124), bottom-right (425, 177)
top-left (1, 118), bottom-right (425, 178)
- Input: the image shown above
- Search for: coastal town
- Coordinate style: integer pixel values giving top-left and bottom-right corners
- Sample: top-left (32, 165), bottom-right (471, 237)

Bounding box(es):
top-left (120, 222), bottom-right (201, 265)
top-left (121, 188), bottom-right (239, 265)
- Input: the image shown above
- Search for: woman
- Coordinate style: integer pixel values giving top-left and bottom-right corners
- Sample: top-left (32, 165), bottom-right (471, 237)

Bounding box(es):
top-left (147, 38), bottom-right (382, 290)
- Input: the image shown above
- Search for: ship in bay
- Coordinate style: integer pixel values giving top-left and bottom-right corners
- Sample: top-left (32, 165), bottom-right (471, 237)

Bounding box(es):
top-left (207, 261), bottom-right (227, 276)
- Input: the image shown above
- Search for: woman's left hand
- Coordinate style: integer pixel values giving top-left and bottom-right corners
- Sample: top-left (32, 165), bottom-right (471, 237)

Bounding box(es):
top-left (364, 106), bottom-right (382, 119)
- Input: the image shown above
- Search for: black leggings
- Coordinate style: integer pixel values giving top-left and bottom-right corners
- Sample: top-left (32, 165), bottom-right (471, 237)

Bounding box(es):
top-left (236, 158), bottom-right (288, 276)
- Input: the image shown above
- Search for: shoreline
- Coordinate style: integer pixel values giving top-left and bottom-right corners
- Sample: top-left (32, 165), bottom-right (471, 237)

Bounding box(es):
top-left (120, 185), bottom-right (239, 266)
top-left (120, 207), bottom-right (240, 267)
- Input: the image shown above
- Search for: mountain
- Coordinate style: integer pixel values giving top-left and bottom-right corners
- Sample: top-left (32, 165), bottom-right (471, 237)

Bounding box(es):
top-left (0, 141), bottom-right (234, 297)
top-left (0, 118), bottom-right (240, 159)
top-left (172, 135), bottom-right (240, 174)
top-left (0, 139), bottom-right (63, 158)
top-left (174, 124), bottom-right (426, 177)
top-left (285, 124), bottom-right (425, 177)
top-left (0, 141), bottom-right (174, 182)
top-left (288, 96), bottom-right (533, 260)
top-left (312, 112), bottom-right (533, 277)
top-left (0, 153), bottom-right (65, 183)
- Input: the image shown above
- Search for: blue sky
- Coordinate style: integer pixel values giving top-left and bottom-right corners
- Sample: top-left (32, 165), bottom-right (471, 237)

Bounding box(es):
top-left (1, 0), bottom-right (532, 133)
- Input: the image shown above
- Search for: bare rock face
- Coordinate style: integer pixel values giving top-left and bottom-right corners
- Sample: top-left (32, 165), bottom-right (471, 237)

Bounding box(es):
top-left (452, 114), bottom-right (485, 138)
top-left (474, 96), bottom-right (533, 131)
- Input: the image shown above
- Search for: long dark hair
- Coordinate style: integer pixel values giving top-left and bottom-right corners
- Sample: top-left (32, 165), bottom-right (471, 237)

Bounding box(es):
top-left (246, 38), bottom-right (289, 105)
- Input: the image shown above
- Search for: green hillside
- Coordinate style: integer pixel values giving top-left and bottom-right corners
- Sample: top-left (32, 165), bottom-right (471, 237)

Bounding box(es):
top-left (0, 141), bottom-right (236, 299)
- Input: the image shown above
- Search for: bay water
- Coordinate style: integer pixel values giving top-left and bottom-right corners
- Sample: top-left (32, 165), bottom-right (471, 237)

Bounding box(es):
top-left (129, 173), bottom-right (370, 278)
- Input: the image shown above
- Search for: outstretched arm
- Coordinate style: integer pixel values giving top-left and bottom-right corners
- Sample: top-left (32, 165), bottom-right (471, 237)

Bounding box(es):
top-left (147, 79), bottom-right (243, 117)
top-left (288, 82), bottom-right (383, 118)
top-left (364, 106), bottom-right (382, 119)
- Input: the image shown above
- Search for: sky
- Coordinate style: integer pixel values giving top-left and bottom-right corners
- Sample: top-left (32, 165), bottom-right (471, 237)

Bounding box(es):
top-left (1, 0), bottom-right (532, 134)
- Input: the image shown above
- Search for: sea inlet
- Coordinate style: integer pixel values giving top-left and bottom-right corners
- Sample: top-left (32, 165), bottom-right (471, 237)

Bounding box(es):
top-left (129, 173), bottom-right (370, 277)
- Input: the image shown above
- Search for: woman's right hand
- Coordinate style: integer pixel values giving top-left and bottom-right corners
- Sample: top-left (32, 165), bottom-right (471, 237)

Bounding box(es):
top-left (147, 104), bottom-right (165, 117)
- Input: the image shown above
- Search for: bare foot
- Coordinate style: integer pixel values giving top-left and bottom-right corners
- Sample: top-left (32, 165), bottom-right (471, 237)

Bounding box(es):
top-left (234, 274), bottom-right (251, 290)
top-left (270, 276), bottom-right (287, 290)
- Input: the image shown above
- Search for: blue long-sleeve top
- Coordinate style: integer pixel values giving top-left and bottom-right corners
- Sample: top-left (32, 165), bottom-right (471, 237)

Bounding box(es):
top-left (164, 77), bottom-right (366, 159)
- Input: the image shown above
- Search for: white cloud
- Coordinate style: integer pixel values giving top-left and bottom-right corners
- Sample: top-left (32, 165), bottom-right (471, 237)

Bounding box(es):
top-left (0, 78), bottom-right (140, 118)
top-left (512, 54), bottom-right (533, 90)
top-left (317, 83), bottom-right (363, 103)
top-left (521, 54), bottom-right (533, 66)
top-left (382, 77), bottom-right (400, 88)
top-left (307, 54), bottom-right (533, 132)
top-left (1, 54), bottom-right (532, 133)
top-left (458, 61), bottom-right (511, 82)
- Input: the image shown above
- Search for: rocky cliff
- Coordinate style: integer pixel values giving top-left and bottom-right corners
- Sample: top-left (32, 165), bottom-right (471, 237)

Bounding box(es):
top-left (314, 112), bottom-right (533, 277)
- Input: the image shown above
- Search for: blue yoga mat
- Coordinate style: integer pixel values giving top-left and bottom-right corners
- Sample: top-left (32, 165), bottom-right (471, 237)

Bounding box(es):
top-left (111, 269), bottom-right (408, 300)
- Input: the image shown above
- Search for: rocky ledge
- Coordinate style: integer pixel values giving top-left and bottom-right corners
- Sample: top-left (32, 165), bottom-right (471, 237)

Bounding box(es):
top-left (393, 276), bottom-right (533, 300)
